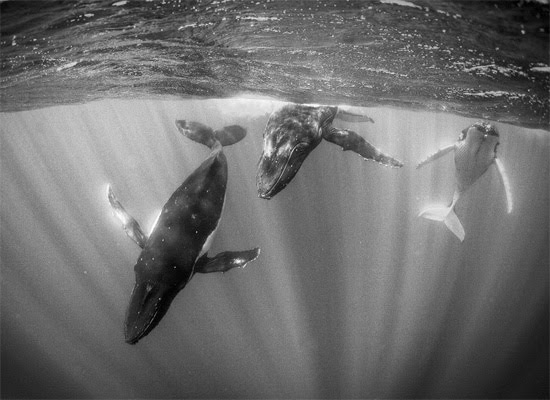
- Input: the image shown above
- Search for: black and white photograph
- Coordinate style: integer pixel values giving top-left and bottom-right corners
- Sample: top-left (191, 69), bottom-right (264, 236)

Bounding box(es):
top-left (1, 1), bottom-right (548, 398)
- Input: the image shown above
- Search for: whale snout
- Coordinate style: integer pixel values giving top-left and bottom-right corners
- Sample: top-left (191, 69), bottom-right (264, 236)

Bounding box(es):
top-left (256, 156), bottom-right (288, 200)
top-left (258, 191), bottom-right (272, 200)
top-left (256, 143), bottom-right (311, 200)
top-left (124, 280), bottom-right (178, 344)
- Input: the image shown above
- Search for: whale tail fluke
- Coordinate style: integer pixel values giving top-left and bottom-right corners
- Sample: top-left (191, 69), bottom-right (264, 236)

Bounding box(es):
top-left (419, 192), bottom-right (465, 241)
top-left (419, 206), bottom-right (465, 242)
top-left (175, 120), bottom-right (246, 150)
top-left (215, 125), bottom-right (247, 147)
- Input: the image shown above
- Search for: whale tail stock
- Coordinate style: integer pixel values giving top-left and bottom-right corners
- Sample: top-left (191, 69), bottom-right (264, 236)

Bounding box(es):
top-left (175, 120), bottom-right (246, 150)
top-left (418, 191), bottom-right (465, 242)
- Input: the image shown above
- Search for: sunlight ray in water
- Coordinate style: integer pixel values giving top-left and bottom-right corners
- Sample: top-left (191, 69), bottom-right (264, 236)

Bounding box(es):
top-left (1, 98), bottom-right (548, 398)
top-left (1, 0), bottom-right (548, 397)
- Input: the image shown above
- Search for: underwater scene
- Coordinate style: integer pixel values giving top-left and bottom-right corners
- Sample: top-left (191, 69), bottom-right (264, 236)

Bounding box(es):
top-left (1, 1), bottom-right (549, 399)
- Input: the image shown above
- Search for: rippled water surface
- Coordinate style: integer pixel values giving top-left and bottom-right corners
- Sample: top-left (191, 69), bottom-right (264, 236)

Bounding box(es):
top-left (1, 0), bottom-right (549, 128)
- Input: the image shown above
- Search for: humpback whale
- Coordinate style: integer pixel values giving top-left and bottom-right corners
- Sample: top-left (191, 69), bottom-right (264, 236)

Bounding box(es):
top-left (256, 104), bottom-right (404, 199)
top-left (416, 121), bottom-right (513, 241)
top-left (108, 121), bottom-right (260, 344)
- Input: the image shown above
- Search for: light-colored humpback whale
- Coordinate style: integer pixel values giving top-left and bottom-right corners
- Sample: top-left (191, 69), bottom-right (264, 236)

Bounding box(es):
top-left (417, 121), bottom-right (513, 241)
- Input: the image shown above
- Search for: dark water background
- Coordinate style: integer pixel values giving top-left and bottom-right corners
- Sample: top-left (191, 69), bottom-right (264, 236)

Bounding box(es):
top-left (1, 0), bottom-right (549, 128)
top-left (1, 1), bottom-right (549, 399)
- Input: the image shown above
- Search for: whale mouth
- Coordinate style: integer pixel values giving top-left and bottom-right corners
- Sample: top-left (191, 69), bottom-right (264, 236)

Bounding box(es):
top-left (257, 166), bottom-right (286, 199)
top-left (258, 191), bottom-right (273, 200)
top-left (124, 281), bottom-right (177, 344)
top-left (257, 143), bottom-right (309, 200)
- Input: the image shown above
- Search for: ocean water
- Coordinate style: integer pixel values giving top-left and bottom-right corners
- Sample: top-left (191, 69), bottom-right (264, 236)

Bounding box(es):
top-left (1, 99), bottom-right (548, 398)
top-left (1, 1), bottom-right (549, 400)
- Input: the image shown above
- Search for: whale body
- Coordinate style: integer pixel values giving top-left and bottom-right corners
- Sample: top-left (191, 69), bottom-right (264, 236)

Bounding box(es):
top-left (417, 121), bottom-right (513, 241)
top-left (108, 121), bottom-right (259, 344)
top-left (257, 104), bottom-right (403, 199)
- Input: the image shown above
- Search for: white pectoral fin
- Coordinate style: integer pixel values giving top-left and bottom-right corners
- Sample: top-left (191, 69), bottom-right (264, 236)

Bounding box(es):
top-left (416, 143), bottom-right (456, 169)
top-left (107, 185), bottom-right (147, 248)
top-left (194, 248), bottom-right (261, 274)
top-left (494, 158), bottom-right (513, 213)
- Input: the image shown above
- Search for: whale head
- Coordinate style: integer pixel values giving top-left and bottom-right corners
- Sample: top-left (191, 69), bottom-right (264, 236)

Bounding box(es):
top-left (454, 121), bottom-right (501, 194)
top-left (460, 121), bottom-right (499, 140)
top-left (256, 110), bottom-right (322, 199)
top-left (460, 121), bottom-right (500, 156)
top-left (124, 279), bottom-right (180, 344)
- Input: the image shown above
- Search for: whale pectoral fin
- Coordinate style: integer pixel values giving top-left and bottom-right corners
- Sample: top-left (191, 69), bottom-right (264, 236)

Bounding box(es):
top-left (416, 143), bottom-right (456, 169)
top-left (194, 248), bottom-right (261, 274)
top-left (494, 157), bottom-right (513, 213)
top-left (335, 108), bottom-right (375, 124)
top-left (107, 185), bottom-right (147, 248)
top-left (323, 127), bottom-right (403, 167)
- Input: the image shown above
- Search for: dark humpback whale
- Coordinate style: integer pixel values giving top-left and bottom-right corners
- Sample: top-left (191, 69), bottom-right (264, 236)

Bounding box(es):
top-left (416, 121), bottom-right (513, 241)
top-left (256, 104), bottom-right (404, 199)
top-left (108, 121), bottom-right (260, 344)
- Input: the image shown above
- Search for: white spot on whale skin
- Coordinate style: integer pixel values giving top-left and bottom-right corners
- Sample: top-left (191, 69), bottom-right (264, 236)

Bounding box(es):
top-left (112, 0), bottom-right (128, 6)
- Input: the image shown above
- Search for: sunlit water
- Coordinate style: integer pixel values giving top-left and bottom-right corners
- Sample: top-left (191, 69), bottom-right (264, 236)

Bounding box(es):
top-left (1, 98), bottom-right (548, 398)
top-left (1, 0), bottom-right (549, 399)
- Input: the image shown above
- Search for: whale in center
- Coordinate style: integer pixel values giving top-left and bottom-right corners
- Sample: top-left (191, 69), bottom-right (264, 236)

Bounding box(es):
top-left (108, 120), bottom-right (260, 344)
top-left (256, 104), bottom-right (404, 199)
